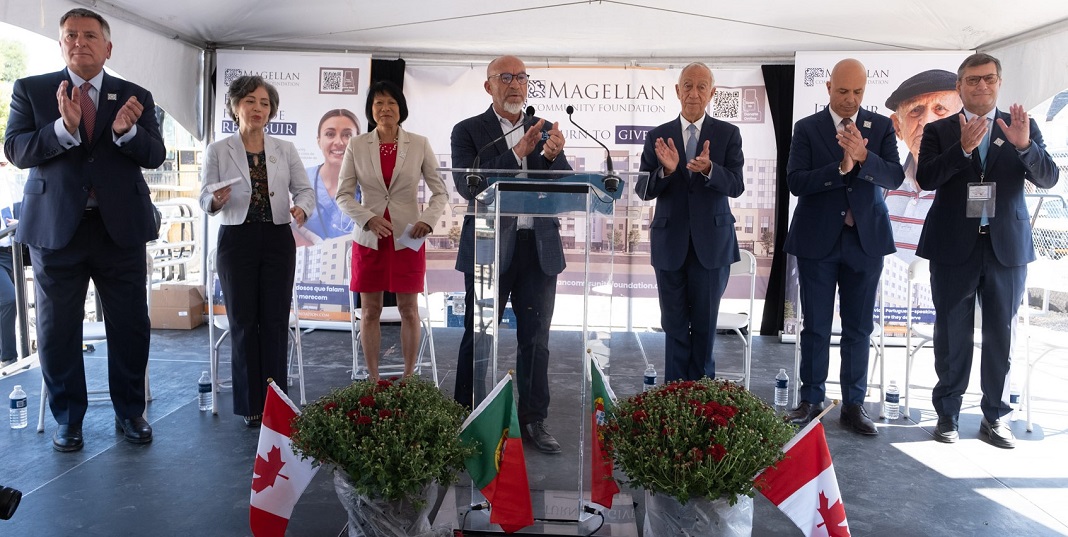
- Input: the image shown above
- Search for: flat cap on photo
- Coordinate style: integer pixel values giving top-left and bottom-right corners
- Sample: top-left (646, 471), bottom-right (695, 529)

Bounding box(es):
top-left (885, 69), bottom-right (958, 110)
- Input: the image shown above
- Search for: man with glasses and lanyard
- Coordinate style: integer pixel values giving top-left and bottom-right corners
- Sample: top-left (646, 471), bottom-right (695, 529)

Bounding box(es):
top-left (917, 53), bottom-right (1059, 448)
top-left (450, 55), bottom-right (570, 454)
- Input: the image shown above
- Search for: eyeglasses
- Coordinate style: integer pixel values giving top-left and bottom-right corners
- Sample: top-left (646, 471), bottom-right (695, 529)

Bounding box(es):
top-left (488, 72), bottom-right (528, 85)
top-left (962, 74), bottom-right (1000, 87)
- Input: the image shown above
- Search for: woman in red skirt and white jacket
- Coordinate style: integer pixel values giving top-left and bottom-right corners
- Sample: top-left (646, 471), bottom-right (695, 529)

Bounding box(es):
top-left (335, 80), bottom-right (448, 380)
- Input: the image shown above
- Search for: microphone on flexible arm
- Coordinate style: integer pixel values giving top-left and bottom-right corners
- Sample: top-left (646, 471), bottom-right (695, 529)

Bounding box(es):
top-left (466, 105), bottom-right (537, 196)
top-left (565, 105), bottom-right (619, 193)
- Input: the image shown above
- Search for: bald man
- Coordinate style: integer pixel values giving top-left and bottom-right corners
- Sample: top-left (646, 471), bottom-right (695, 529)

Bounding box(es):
top-left (451, 55), bottom-right (570, 454)
top-left (783, 59), bottom-right (904, 435)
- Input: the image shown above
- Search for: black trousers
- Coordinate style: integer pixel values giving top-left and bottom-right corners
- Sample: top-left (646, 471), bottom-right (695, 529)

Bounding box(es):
top-left (217, 223), bottom-right (295, 416)
top-left (454, 230), bottom-right (556, 424)
top-left (30, 210), bottom-right (150, 424)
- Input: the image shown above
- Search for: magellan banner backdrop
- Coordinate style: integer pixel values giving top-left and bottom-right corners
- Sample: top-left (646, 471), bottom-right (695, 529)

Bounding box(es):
top-left (402, 64), bottom-right (776, 329)
top-left (212, 50), bottom-right (372, 325)
top-left (785, 51), bottom-right (973, 338)
top-left (208, 53), bottom-right (776, 330)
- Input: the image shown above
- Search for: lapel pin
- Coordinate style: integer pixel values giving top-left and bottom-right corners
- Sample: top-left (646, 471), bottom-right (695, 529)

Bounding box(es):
top-left (993, 138), bottom-right (1004, 147)
top-left (862, 120), bottom-right (871, 128)
top-left (269, 155), bottom-right (277, 164)
top-left (107, 93), bottom-right (117, 101)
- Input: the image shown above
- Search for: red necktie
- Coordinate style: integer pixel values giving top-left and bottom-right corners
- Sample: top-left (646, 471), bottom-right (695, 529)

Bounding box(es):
top-left (79, 82), bottom-right (96, 143)
top-left (841, 118), bottom-right (855, 227)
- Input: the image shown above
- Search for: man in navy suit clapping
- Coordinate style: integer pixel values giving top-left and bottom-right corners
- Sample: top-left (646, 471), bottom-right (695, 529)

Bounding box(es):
top-left (783, 59), bottom-right (904, 435)
top-left (4, 8), bottom-right (164, 452)
top-left (636, 63), bottom-right (745, 383)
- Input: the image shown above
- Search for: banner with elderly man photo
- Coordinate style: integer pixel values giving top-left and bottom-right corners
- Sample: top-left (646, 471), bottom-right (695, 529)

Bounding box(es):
top-left (783, 51), bottom-right (973, 340)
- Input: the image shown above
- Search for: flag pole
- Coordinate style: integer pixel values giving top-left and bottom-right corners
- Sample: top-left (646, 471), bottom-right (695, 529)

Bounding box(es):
top-left (813, 399), bottom-right (840, 422)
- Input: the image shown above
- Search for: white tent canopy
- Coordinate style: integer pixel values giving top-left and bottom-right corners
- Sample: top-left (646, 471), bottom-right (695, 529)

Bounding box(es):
top-left (4, 0), bottom-right (1068, 140)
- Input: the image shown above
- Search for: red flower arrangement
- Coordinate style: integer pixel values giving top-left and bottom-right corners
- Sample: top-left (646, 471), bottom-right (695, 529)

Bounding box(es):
top-left (604, 378), bottom-right (794, 504)
top-left (289, 376), bottom-right (473, 502)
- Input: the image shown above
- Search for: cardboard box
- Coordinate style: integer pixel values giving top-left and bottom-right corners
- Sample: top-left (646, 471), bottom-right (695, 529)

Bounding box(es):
top-left (150, 283), bottom-right (205, 330)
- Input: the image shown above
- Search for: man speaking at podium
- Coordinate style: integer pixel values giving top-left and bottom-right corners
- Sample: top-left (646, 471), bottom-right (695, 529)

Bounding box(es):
top-left (451, 55), bottom-right (570, 454)
top-left (636, 62), bottom-right (745, 383)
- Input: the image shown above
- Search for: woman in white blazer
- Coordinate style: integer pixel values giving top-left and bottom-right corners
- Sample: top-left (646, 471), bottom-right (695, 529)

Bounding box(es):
top-left (199, 76), bottom-right (314, 426)
top-left (336, 80), bottom-right (448, 380)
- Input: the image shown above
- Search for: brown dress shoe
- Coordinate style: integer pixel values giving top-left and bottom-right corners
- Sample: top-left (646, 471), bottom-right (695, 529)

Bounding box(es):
top-left (840, 403), bottom-right (878, 436)
top-left (786, 401), bottom-right (824, 425)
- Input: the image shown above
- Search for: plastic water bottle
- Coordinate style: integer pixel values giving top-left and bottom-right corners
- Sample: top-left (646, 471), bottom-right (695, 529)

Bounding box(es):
top-left (9, 385), bottom-right (27, 429)
top-left (643, 364), bottom-right (657, 392)
top-left (1009, 381), bottom-right (1021, 422)
top-left (884, 381), bottom-right (900, 420)
top-left (197, 371), bottom-right (212, 411)
top-left (774, 369), bottom-right (789, 408)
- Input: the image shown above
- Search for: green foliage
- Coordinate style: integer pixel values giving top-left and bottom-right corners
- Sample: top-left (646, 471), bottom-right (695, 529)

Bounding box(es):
top-left (0, 39), bottom-right (27, 82)
top-left (604, 378), bottom-right (794, 504)
top-left (290, 377), bottom-right (473, 503)
top-left (0, 84), bottom-right (9, 148)
top-left (0, 39), bottom-right (28, 147)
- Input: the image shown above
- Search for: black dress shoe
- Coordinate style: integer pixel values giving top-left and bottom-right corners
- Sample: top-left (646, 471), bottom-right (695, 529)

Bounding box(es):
top-left (980, 417), bottom-right (1015, 449)
top-left (53, 423), bottom-right (84, 452)
top-left (243, 415), bottom-right (262, 428)
top-left (786, 401), bottom-right (824, 425)
top-left (934, 415), bottom-right (959, 444)
top-left (521, 420), bottom-right (561, 454)
top-left (840, 403), bottom-right (878, 436)
top-left (115, 416), bottom-right (153, 444)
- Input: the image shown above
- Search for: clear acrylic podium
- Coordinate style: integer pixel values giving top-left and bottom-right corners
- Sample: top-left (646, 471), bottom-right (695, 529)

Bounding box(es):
top-left (441, 167), bottom-right (647, 535)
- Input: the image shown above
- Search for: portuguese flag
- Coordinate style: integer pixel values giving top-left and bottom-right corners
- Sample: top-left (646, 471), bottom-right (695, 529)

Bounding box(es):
top-left (459, 373), bottom-right (533, 533)
top-left (590, 356), bottom-right (620, 509)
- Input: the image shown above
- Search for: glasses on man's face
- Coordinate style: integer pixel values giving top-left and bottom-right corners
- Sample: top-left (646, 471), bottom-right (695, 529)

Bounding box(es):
top-left (962, 74), bottom-right (1000, 87)
top-left (488, 72), bottom-right (528, 85)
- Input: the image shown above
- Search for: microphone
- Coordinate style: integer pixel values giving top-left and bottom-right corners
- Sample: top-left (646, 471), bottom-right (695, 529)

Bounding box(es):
top-left (565, 105), bottom-right (619, 193)
top-left (467, 105), bottom-right (537, 196)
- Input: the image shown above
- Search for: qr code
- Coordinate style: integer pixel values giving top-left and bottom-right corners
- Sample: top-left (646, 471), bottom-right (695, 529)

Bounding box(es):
top-left (804, 67), bottom-right (827, 87)
top-left (223, 68), bottom-right (242, 86)
top-left (712, 88), bottom-right (741, 121)
top-left (528, 79), bottom-right (546, 99)
top-left (321, 69), bottom-right (343, 92)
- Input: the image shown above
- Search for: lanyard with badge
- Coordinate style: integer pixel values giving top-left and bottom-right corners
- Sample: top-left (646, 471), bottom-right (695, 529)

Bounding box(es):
top-left (966, 119), bottom-right (998, 220)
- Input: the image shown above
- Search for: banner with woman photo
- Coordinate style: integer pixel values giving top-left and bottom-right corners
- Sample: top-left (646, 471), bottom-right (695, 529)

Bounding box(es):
top-left (211, 50), bottom-right (371, 326)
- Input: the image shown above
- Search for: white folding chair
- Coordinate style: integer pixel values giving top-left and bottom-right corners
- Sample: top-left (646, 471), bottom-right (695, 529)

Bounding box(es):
top-left (716, 249), bottom-right (756, 389)
top-left (1021, 256), bottom-right (1068, 432)
top-left (903, 258), bottom-right (933, 418)
top-left (349, 280), bottom-right (438, 385)
top-left (206, 249), bottom-right (305, 415)
top-left (37, 253), bottom-right (155, 432)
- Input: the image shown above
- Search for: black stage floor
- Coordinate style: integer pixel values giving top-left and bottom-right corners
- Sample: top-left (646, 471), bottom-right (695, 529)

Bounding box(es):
top-left (1, 325), bottom-right (1067, 536)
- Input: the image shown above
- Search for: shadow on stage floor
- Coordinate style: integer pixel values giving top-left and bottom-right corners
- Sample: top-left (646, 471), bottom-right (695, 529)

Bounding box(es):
top-left (1, 325), bottom-right (1067, 535)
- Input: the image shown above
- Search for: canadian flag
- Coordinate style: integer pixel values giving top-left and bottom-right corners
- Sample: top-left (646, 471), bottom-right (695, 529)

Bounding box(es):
top-left (249, 381), bottom-right (319, 537)
top-left (756, 420), bottom-right (850, 537)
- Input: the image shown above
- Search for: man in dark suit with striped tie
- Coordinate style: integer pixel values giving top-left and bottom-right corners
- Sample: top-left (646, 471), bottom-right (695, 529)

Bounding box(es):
top-left (783, 58), bottom-right (904, 435)
top-left (4, 8), bottom-right (164, 452)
